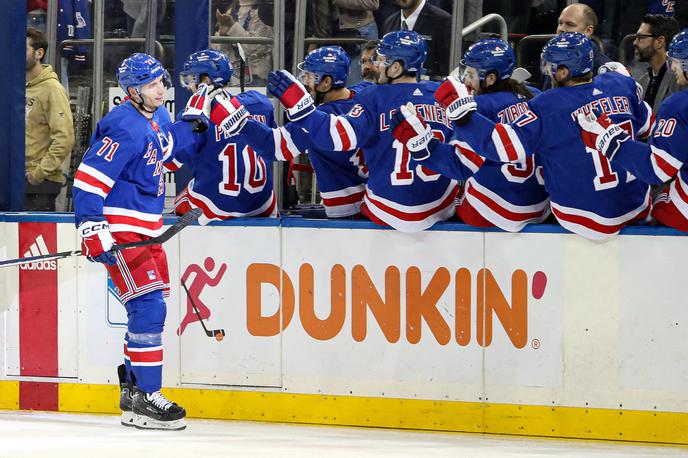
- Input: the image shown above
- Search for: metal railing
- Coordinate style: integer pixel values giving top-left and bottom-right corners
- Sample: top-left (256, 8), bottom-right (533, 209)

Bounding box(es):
top-left (451, 13), bottom-right (508, 71)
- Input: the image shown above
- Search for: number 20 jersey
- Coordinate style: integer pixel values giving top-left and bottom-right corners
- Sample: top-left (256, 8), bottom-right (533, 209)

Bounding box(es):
top-left (455, 72), bottom-right (654, 240)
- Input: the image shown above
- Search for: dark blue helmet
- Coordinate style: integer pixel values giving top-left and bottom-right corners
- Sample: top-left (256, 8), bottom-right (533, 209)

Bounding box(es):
top-left (461, 38), bottom-right (515, 80)
top-left (376, 30), bottom-right (427, 73)
top-left (180, 49), bottom-right (233, 88)
top-left (297, 46), bottom-right (350, 88)
top-left (117, 53), bottom-right (169, 94)
top-left (541, 32), bottom-right (594, 78)
top-left (668, 28), bottom-right (688, 72)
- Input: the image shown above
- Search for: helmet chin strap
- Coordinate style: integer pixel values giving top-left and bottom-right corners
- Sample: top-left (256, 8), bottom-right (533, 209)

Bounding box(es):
top-left (384, 64), bottom-right (405, 84)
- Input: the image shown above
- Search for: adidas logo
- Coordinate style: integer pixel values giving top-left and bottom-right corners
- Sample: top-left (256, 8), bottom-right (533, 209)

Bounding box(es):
top-left (592, 88), bottom-right (603, 95)
top-left (413, 88), bottom-right (423, 96)
top-left (20, 235), bottom-right (57, 271)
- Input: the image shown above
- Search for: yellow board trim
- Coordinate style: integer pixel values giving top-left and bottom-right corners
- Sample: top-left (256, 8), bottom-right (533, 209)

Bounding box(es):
top-left (0, 381), bottom-right (19, 410)
top-left (0, 381), bottom-right (684, 445)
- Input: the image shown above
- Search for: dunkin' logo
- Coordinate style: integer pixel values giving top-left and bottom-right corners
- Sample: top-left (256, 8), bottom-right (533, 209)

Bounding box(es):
top-left (244, 264), bottom-right (547, 349)
top-left (19, 235), bottom-right (57, 271)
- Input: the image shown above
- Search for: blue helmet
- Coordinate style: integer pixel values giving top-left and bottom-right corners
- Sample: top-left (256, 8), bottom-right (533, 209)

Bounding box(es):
top-left (117, 53), bottom-right (169, 94)
top-left (668, 28), bottom-right (688, 72)
top-left (376, 30), bottom-right (427, 73)
top-left (461, 38), bottom-right (515, 80)
top-left (541, 32), bottom-right (594, 78)
top-left (180, 49), bottom-right (233, 88)
top-left (298, 46), bottom-right (350, 88)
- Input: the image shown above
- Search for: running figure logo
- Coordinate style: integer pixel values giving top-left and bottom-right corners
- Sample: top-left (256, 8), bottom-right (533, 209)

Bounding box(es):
top-left (177, 257), bottom-right (227, 337)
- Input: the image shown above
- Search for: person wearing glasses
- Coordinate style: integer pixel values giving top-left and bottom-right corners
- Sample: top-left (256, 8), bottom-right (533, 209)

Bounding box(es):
top-left (633, 14), bottom-right (680, 113)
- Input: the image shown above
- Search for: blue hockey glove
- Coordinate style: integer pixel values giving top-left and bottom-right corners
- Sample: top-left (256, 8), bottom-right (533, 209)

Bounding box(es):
top-left (267, 70), bottom-right (315, 121)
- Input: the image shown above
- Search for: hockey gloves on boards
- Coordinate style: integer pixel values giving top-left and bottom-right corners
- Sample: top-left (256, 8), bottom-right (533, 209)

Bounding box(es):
top-left (576, 109), bottom-right (629, 160)
top-left (267, 70), bottom-right (315, 121)
top-left (209, 90), bottom-right (250, 137)
top-left (78, 220), bottom-right (116, 265)
top-left (391, 103), bottom-right (436, 161)
top-left (434, 76), bottom-right (476, 124)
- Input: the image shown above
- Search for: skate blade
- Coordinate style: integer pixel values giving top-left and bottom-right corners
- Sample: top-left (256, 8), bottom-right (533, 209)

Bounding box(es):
top-left (133, 414), bottom-right (186, 431)
top-left (121, 410), bottom-right (136, 427)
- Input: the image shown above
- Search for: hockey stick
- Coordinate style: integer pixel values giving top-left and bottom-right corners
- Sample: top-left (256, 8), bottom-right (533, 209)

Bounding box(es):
top-left (180, 277), bottom-right (226, 340)
top-left (0, 208), bottom-right (202, 269)
top-left (235, 43), bottom-right (246, 93)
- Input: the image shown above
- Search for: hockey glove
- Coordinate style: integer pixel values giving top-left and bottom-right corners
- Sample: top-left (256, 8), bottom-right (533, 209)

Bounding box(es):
top-left (597, 61), bottom-right (631, 77)
top-left (181, 83), bottom-right (223, 133)
top-left (391, 103), bottom-right (436, 161)
top-left (267, 70), bottom-right (315, 121)
top-left (210, 89), bottom-right (249, 136)
top-left (78, 220), bottom-right (116, 265)
top-left (434, 75), bottom-right (477, 123)
top-left (576, 110), bottom-right (630, 160)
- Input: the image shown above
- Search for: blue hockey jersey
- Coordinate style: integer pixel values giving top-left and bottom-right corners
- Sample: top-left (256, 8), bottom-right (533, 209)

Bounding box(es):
top-left (453, 72), bottom-right (655, 240)
top-left (169, 90), bottom-right (277, 225)
top-left (239, 87), bottom-right (369, 217)
top-left (288, 81), bottom-right (458, 232)
top-left (609, 90), bottom-right (688, 219)
top-left (418, 86), bottom-right (550, 232)
top-left (648, 0), bottom-right (675, 15)
top-left (73, 100), bottom-right (173, 236)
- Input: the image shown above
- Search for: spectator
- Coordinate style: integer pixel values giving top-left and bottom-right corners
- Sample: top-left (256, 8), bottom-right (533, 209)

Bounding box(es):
top-left (381, 0), bottom-right (452, 79)
top-left (214, 4), bottom-right (274, 84)
top-left (556, 3), bottom-right (611, 69)
top-left (633, 14), bottom-right (680, 112)
top-left (541, 3), bottom-right (611, 89)
top-left (333, 0), bottom-right (379, 82)
top-left (360, 40), bottom-right (379, 82)
top-left (25, 27), bottom-right (74, 212)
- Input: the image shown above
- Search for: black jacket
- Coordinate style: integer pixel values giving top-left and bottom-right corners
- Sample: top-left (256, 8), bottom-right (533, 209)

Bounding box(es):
top-left (382, 2), bottom-right (452, 79)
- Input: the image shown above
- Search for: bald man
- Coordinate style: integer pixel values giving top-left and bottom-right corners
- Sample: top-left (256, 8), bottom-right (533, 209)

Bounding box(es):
top-left (541, 3), bottom-right (611, 90)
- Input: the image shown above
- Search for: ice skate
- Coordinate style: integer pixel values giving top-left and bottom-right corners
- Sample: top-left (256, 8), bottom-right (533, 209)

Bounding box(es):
top-left (132, 388), bottom-right (186, 431)
top-left (116, 364), bottom-right (135, 427)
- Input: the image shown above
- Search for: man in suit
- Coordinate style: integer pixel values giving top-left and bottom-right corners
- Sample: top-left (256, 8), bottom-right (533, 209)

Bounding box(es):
top-left (381, 0), bottom-right (451, 79)
top-left (633, 14), bottom-right (680, 113)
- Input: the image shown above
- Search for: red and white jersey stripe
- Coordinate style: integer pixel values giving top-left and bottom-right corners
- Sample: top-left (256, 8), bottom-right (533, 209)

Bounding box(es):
top-left (187, 180), bottom-right (278, 225)
top-left (273, 127), bottom-right (302, 161)
top-left (329, 115), bottom-right (357, 151)
top-left (364, 182), bottom-right (459, 233)
top-left (637, 103), bottom-right (655, 140)
top-left (463, 178), bottom-right (550, 232)
top-left (103, 206), bottom-right (164, 237)
top-left (650, 145), bottom-right (683, 183)
top-left (450, 140), bottom-right (485, 173)
top-left (491, 123), bottom-right (527, 164)
top-left (73, 163), bottom-right (115, 199)
top-left (550, 188), bottom-right (651, 240)
top-left (320, 184), bottom-right (366, 218)
top-left (668, 173), bottom-right (688, 220)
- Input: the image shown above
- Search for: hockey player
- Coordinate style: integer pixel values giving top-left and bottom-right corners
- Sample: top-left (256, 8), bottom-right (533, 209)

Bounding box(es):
top-left (230, 46), bottom-right (370, 218)
top-left (576, 29), bottom-right (688, 232)
top-left (392, 39), bottom-right (549, 231)
top-left (415, 32), bottom-right (654, 240)
top-left (215, 31), bottom-right (458, 232)
top-left (168, 49), bottom-right (278, 224)
top-left (72, 53), bottom-right (186, 430)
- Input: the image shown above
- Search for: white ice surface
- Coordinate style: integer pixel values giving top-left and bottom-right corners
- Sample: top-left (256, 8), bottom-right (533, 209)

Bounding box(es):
top-left (0, 411), bottom-right (686, 458)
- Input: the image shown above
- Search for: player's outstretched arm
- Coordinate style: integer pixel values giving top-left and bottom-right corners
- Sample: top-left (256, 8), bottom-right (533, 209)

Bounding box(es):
top-left (391, 103), bottom-right (485, 180)
top-left (434, 76), bottom-right (477, 125)
top-left (577, 110), bottom-right (683, 185)
top-left (267, 70), bottom-right (315, 121)
top-left (241, 120), bottom-right (307, 163)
